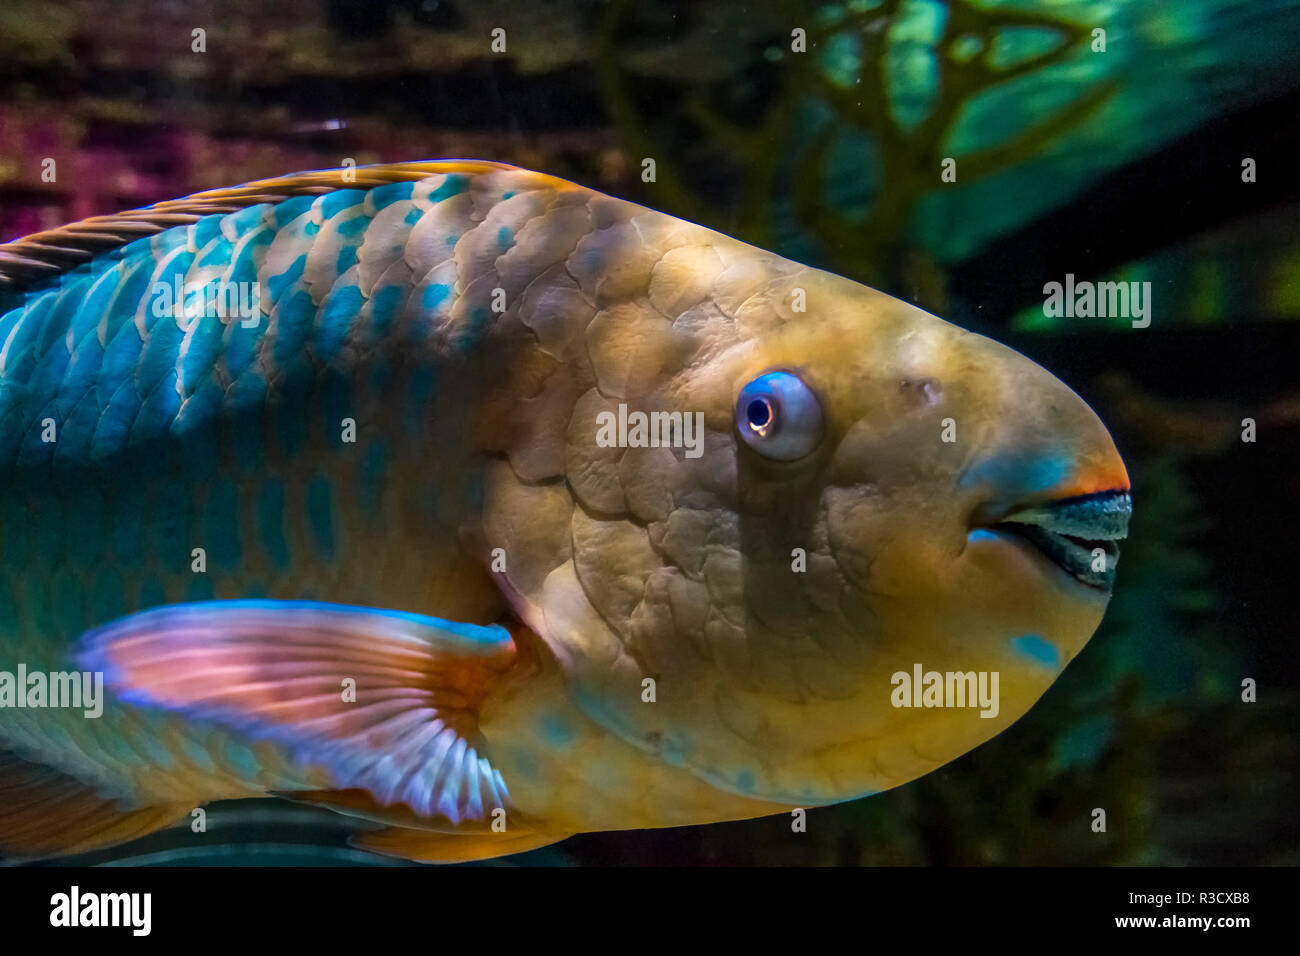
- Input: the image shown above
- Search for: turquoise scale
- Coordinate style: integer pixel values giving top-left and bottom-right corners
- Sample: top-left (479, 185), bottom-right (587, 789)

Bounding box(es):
top-left (0, 173), bottom-right (499, 798)
top-left (0, 176), bottom-right (477, 656)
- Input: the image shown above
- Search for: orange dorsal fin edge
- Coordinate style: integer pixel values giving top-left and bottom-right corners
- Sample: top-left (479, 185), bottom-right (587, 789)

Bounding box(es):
top-left (0, 159), bottom-right (564, 292)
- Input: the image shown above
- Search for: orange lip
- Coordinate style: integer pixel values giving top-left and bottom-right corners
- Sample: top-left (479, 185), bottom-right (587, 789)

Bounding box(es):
top-left (1050, 459), bottom-right (1131, 501)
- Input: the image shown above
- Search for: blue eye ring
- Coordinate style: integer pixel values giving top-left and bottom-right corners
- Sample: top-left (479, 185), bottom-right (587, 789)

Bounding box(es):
top-left (735, 371), bottom-right (823, 460)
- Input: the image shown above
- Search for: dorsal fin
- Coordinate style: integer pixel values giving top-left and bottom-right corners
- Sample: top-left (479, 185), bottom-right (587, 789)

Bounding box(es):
top-left (0, 159), bottom-right (534, 292)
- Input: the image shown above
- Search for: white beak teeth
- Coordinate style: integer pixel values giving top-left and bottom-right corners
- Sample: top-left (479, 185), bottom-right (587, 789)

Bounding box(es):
top-left (1000, 492), bottom-right (1131, 542)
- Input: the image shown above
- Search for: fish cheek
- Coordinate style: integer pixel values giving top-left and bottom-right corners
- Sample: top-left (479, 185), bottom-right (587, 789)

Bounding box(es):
top-left (720, 449), bottom-right (874, 694)
top-left (734, 478), bottom-right (824, 618)
top-left (822, 483), bottom-right (892, 595)
top-left (955, 538), bottom-right (1107, 665)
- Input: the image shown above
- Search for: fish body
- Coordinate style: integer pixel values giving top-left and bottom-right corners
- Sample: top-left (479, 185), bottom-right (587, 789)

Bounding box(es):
top-left (0, 161), bottom-right (1130, 860)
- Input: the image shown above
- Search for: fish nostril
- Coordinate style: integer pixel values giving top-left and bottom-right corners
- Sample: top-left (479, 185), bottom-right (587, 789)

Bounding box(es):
top-left (899, 378), bottom-right (942, 407)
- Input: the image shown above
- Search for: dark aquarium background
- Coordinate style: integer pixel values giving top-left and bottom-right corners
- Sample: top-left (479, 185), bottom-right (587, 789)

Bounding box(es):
top-left (2, 0), bottom-right (1297, 865)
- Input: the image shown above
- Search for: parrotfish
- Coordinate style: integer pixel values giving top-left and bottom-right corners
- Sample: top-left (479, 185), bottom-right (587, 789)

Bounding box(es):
top-left (0, 161), bottom-right (1130, 862)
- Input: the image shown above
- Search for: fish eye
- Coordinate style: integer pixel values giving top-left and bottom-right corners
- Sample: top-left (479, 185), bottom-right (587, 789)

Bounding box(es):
top-left (735, 371), bottom-right (823, 460)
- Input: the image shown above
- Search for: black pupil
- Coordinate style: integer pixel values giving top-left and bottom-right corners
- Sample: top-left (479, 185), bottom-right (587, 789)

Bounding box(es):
top-left (747, 398), bottom-right (772, 429)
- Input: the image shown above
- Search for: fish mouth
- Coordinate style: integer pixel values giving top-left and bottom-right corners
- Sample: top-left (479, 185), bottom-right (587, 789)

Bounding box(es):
top-left (984, 491), bottom-right (1132, 592)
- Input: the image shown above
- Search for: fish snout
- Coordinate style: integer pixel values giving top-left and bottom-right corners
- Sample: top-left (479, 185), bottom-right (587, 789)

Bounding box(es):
top-left (958, 337), bottom-right (1131, 594)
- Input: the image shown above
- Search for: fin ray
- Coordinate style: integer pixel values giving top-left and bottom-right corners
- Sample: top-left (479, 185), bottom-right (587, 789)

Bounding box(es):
top-left (76, 600), bottom-right (518, 828)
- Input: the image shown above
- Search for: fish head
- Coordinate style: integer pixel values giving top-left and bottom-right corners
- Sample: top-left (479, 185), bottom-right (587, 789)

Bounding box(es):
top-left (706, 264), bottom-right (1132, 770)
top-left (728, 262), bottom-right (1132, 646)
top-left (482, 208), bottom-right (1130, 808)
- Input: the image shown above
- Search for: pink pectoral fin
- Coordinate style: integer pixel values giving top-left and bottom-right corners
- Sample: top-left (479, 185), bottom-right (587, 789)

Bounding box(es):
top-left (76, 600), bottom-right (517, 825)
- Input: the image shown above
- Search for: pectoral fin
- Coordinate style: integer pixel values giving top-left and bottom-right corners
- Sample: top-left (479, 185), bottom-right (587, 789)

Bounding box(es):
top-left (76, 600), bottom-right (517, 827)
